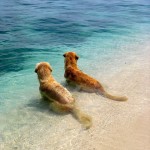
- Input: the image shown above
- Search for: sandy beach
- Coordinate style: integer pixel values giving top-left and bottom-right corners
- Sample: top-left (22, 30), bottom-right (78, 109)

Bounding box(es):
top-left (42, 43), bottom-right (150, 150)
top-left (44, 42), bottom-right (150, 150)
top-left (1, 42), bottom-right (149, 150)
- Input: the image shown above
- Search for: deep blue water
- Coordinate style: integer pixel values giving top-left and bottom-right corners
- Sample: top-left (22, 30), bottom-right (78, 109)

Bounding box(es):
top-left (0, 0), bottom-right (150, 75)
top-left (0, 0), bottom-right (150, 147)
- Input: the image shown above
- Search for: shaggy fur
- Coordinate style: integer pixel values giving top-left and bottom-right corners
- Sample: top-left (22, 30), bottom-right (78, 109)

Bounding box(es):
top-left (35, 62), bottom-right (92, 129)
top-left (63, 52), bottom-right (127, 101)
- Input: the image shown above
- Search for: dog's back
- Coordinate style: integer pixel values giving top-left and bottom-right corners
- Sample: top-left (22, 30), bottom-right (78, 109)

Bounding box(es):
top-left (65, 66), bottom-right (104, 92)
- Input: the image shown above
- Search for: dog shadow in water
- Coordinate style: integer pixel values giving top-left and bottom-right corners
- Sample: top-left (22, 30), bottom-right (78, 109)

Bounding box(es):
top-left (26, 97), bottom-right (70, 117)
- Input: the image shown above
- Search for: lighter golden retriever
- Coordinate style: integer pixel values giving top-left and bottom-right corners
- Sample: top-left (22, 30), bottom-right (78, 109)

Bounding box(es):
top-left (63, 52), bottom-right (127, 101)
top-left (35, 62), bottom-right (92, 129)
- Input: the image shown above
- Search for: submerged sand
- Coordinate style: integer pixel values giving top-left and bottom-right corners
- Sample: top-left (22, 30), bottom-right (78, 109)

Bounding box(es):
top-left (0, 43), bottom-right (150, 150)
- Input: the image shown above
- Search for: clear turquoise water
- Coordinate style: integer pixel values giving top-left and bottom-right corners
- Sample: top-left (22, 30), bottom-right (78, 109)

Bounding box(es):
top-left (0, 0), bottom-right (150, 148)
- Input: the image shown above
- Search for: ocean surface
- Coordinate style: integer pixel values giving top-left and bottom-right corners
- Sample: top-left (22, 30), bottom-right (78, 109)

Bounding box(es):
top-left (0, 0), bottom-right (150, 149)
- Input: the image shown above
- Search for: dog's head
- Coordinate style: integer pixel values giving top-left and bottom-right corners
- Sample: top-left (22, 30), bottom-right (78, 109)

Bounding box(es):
top-left (63, 51), bottom-right (79, 62)
top-left (35, 62), bottom-right (52, 74)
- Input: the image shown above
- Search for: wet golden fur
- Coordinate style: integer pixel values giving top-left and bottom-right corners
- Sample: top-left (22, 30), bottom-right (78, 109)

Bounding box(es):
top-left (35, 62), bottom-right (92, 129)
top-left (63, 52), bottom-right (127, 101)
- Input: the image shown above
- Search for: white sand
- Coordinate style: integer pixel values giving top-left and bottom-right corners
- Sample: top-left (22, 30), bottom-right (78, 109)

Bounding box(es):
top-left (0, 43), bottom-right (150, 150)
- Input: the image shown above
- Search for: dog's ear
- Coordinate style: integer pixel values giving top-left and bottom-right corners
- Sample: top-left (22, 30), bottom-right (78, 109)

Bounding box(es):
top-left (49, 66), bottom-right (52, 72)
top-left (34, 68), bottom-right (38, 73)
top-left (63, 53), bottom-right (66, 57)
top-left (75, 55), bottom-right (79, 60)
top-left (47, 63), bottom-right (52, 72)
top-left (35, 63), bottom-right (40, 73)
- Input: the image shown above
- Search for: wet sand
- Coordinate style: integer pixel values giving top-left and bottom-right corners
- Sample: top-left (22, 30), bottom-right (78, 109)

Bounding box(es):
top-left (0, 44), bottom-right (150, 150)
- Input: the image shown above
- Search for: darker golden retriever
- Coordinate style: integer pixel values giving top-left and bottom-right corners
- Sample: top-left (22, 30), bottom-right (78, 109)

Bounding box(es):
top-left (63, 52), bottom-right (127, 101)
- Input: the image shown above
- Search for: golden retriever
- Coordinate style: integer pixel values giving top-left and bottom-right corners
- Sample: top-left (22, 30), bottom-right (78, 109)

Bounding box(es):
top-left (35, 62), bottom-right (92, 129)
top-left (63, 52), bottom-right (127, 101)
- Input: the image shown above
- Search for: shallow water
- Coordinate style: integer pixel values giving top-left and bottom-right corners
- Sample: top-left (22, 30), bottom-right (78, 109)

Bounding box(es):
top-left (0, 0), bottom-right (150, 149)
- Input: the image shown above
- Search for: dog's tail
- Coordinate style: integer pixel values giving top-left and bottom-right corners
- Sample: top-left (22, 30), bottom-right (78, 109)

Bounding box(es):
top-left (71, 105), bottom-right (92, 129)
top-left (101, 90), bottom-right (127, 101)
top-left (50, 101), bottom-right (92, 129)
